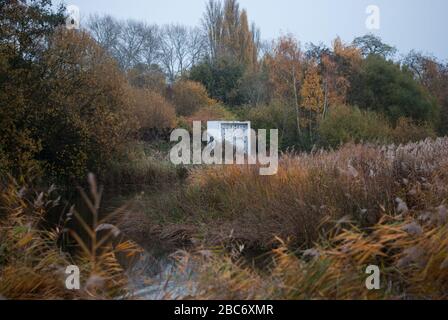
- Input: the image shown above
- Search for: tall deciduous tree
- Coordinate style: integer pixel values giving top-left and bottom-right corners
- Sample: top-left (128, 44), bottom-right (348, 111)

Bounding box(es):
top-left (202, 0), bottom-right (259, 70)
top-left (87, 15), bottom-right (205, 81)
top-left (318, 38), bottom-right (362, 115)
top-left (160, 24), bottom-right (205, 82)
top-left (0, 0), bottom-right (65, 176)
top-left (353, 34), bottom-right (397, 58)
top-left (404, 51), bottom-right (448, 134)
top-left (202, 0), bottom-right (223, 61)
top-left (87, 14), bottom-right (121, 55)
top-left (266, 35), bottom-right (303, 135)
top-left (301, 62), bottom-right (325, 136)
top-left (301, 63), bottom-right (324, 113)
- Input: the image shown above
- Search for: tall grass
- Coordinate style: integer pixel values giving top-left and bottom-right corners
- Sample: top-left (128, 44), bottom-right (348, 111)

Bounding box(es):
top-left (186, 206), bottom-right (448, 299)
top-left (0, 174), bottom-right (142, 299)
top-left (100, 142), bottom-right (181, 187)
top-left (134, 138), bottom-right (448, 252)
top-left (168, 137), bottom-right (448, 300)
top-left (2, 137), bottom-right (448, 300)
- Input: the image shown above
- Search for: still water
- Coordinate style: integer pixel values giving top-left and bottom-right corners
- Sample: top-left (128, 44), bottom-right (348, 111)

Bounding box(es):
top-left (70, 185), bottom-right (197, 300)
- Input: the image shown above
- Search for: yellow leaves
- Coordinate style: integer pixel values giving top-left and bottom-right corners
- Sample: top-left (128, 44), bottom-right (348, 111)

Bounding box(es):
top-left (39, 28), bottom-right (137, 181)
top-left (171, 80), bottom-right (214, 117)
top-left (301, 63), bottom-right (324, 113)
top-left (333, 37), bottom-right (362, 67)
top-left (129, 87), bottom-right (176, 129)
top-left (318, 37), bottom-right (362, 108)
top-left (266, 35), bottom-right (303, 102)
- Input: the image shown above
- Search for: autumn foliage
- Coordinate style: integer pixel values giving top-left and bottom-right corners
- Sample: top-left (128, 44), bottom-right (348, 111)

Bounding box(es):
top-left (2, 0), bottom-right (448, 301)
top-left (41, 29), bottom-right (138, 180)
top-left (169, 80), bottom-right (214, 116)
top-left (130, 88), bottom-right (176, 130)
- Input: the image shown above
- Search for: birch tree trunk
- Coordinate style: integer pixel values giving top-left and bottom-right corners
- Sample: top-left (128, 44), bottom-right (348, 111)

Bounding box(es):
top-left (292, 67), bottom-right (301, 136)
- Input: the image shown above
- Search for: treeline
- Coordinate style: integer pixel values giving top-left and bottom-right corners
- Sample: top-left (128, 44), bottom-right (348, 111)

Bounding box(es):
top-left (87, 0), bottom-right (448, 149)
top-left (0, 0), bottom-right (208, 182)
top-left (87, 16), bottom-right (205, 82)
top-left (1, 0), bottom-right (447, 183)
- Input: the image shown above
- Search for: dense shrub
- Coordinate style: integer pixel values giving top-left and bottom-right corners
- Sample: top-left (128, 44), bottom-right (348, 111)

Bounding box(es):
top-left (189, 58), bottom-right (246, 106)
top-left (318, 105), bottom-right (391, 147)
top-left (350, 55), bottom-right (439, 125)
top-left (243, 101), bottom-right (299, 149)
top-left (127, 63), bottom-right (167, 94)
top-left (130, 88), bottom-right (176, 130)
top-left (39, 29), bottom-right (137, 181)
top-left (1, 0), bottom-right (140, 182)
top-left (101, 142), bottom-right (179, 186)
top-left (318, 105), bottom-right (437, 148)
top-left (176, 104), bottom-right (237, 132)
top-left (390, 117), bottom-right (436, 144)
top-left (0, 0), bottom-right (64, 178)
top-left (245, 102), bottom-right (288, 131)
top-left (188, 104), bottom-right (236, 122)
top-left (169, 80), bottom-right (214, 116)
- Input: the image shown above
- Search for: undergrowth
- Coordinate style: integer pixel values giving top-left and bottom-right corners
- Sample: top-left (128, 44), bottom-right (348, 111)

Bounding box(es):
top-left (0, 174), bottom-right (142, 299)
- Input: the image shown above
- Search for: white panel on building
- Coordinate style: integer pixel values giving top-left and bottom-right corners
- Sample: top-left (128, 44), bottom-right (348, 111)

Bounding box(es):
top-left (207, 121), bottom-right (252, 156)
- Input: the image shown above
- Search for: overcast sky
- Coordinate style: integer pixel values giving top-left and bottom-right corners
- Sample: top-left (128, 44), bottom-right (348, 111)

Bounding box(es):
top-left (56, 0), bottom-right (448, 60)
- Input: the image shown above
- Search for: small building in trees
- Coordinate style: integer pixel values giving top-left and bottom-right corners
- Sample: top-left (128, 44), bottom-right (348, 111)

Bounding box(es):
top-left (207, 121), bottom-right (252, 156)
